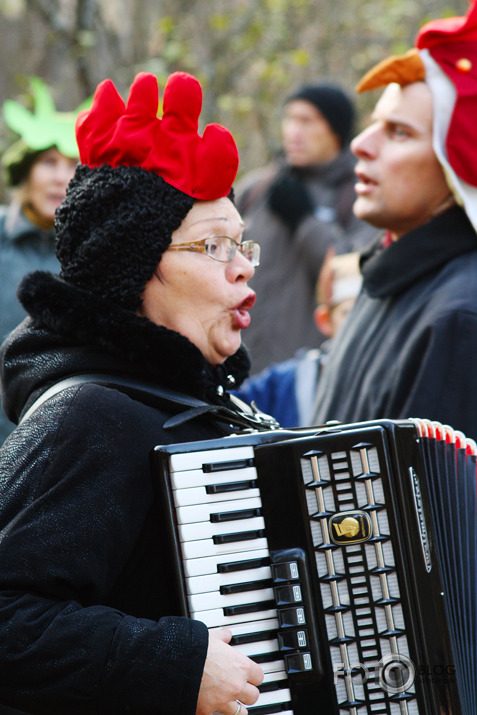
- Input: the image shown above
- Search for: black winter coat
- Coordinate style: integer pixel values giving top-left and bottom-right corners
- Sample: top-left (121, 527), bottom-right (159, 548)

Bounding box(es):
top-left (313, 206), bottom-right (477, 440)
top-left (0, 270), bottom-right (255, 715)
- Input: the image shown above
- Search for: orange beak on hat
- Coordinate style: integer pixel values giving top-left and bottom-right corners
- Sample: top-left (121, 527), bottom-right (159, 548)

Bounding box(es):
top-left (356, 48), bottom-right (426, 93)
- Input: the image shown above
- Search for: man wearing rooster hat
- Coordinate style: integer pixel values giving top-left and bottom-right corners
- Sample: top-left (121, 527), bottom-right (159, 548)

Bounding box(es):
top-left (313, 0), bottom-right (477, 440)
top-left (0, 71), bottom-right (270, 714)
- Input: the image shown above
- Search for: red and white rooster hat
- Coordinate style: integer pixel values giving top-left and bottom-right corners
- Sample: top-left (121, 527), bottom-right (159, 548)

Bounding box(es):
top-left (357, 0), bottom-right (477, 230)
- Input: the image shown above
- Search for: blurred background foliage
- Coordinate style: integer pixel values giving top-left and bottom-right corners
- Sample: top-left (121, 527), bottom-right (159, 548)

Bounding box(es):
top-left (0, 0), bottom-right (469, 193)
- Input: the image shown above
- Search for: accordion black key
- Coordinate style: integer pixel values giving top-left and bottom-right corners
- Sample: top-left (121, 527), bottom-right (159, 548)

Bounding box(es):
top-left (152, 418), bottom-right (477, 714)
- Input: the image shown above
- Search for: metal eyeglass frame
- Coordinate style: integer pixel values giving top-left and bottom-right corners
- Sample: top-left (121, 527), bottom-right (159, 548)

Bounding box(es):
top-left (166, 236), bottom-right (260, 267)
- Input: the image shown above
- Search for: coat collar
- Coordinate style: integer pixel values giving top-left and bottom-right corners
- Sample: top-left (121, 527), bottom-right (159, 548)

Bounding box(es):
top-left (360, 205), bottom-right (477, 299)
top-left (2, 202), bottom-right (55, 244)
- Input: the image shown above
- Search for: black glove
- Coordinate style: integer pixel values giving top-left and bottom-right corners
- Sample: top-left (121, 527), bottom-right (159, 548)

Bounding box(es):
top-left (267, 171), bottom-right (314, 232)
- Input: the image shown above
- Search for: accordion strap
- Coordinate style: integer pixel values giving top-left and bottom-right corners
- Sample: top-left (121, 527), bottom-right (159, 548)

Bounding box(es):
top-left (19, 372), bottom-right (280, 432)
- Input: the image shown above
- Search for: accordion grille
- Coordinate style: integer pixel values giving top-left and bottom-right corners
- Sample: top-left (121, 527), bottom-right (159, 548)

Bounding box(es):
top-left (301, 444), bottom-right (419, 714)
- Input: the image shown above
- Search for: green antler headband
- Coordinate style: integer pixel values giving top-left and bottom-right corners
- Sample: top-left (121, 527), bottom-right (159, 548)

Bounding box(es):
top-left (3, 77), bottom-right (90, 159)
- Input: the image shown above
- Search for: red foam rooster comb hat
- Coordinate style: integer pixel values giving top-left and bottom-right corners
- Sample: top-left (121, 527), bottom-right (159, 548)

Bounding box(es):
top-left (75, 71), bottom-right (239, 200)
top-left (55, 72), bottom-right (240, 311)
top-left (356, 0), bottom-right (477, 232)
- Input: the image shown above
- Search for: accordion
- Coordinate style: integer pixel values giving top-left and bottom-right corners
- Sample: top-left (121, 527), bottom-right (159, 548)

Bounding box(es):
top-left (152, 419), bottom-right (477, 714)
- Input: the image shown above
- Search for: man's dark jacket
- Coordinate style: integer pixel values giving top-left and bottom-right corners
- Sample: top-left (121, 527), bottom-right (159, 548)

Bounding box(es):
top-left (0, 270), bottom-right (255, 715)
top-left (313, 206), bottom-right (477, 440)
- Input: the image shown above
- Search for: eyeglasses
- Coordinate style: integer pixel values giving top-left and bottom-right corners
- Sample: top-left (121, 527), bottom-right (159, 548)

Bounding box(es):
top-left (167, 236), bottom-right (260, 267)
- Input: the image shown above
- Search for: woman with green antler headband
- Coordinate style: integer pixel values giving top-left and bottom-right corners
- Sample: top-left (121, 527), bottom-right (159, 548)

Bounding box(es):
top-left (0, 78), bottom-right (85, 442)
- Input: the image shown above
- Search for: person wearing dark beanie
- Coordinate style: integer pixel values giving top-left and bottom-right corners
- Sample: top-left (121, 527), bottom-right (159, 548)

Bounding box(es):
top-left (0, 71), bottom-right (270, 715)
top-left (284, 82), bottom-right (355, 148)
top-left (236, 79), bottom-right (375, 375)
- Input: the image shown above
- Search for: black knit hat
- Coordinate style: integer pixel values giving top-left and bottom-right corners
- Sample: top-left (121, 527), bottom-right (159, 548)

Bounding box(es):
top-left (285, 82), bottom-right (355, 147)
top-left (55, 163), bottom-right (194, 311)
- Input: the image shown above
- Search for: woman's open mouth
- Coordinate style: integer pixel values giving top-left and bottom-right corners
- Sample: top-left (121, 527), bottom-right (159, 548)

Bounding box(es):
top-left (233, 293), bottom-right (256, 329)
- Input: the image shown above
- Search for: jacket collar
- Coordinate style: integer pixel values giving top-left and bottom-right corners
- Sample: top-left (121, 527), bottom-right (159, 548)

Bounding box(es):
top-left (360, 205), bottom-right (477, 299)
top-left (3, 202), bottom-right (55, 244)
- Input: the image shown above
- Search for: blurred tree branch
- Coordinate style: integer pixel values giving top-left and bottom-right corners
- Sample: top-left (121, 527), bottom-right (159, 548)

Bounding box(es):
top-left (0, 0), bottom-right (470, 184)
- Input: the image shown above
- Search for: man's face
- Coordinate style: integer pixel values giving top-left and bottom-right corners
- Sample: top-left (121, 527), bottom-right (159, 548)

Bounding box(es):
top-left (282, 99), bottom-right (341, 167)
top-left (351, 82), bottom-right (452, 240)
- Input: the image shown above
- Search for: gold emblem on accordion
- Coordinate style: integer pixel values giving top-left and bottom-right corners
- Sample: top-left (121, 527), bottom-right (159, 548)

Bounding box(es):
top-left (329, 511), bottom-right (372, 545)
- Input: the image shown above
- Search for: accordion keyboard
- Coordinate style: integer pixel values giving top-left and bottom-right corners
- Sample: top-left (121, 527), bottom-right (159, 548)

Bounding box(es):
top-left (168, 443), bottom-right (295, 715)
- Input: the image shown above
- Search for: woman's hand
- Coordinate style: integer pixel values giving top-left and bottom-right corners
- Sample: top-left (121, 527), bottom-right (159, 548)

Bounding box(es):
top-left (196, 628), bottom-right (264, 715)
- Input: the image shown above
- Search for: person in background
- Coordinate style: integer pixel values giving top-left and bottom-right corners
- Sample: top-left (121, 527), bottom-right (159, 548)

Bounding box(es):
top-left (0, 77), bottom-right (84, 442)
top-left (0, 70), bottom-right (268, 715)
top-left (313, 1), bottom-right (477, 441)
top-left (234, 251), bottom-right (362, 427)
top-left (236, 81), bottom-right (375, 374)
